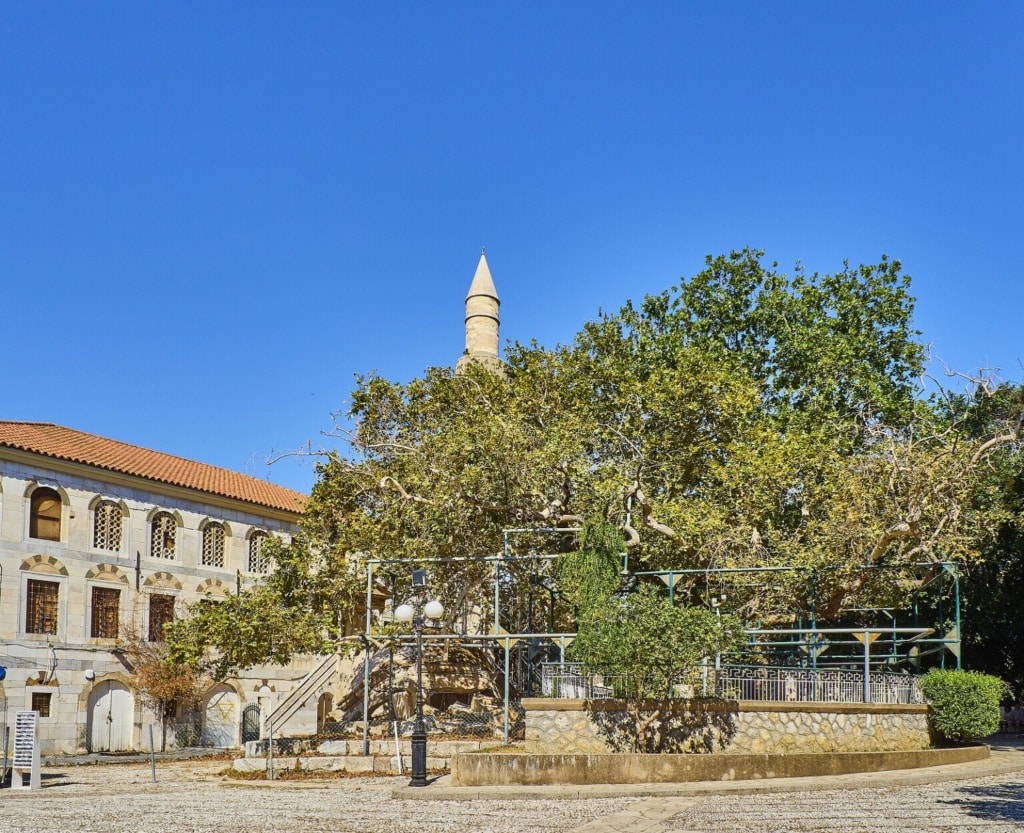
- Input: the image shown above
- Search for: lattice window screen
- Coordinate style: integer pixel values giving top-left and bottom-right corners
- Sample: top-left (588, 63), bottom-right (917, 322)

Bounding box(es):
top-left (93, 501), bottom-right (123, 550)
top-left (248, 531), bottom-right (270, 574)
top-left (151, 513), bottom-right (177, 560)
top-left (202, 523), bottom-right (225, 567)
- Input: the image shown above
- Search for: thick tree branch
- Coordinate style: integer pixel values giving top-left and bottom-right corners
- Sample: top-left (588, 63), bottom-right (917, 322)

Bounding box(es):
top-left (378, 476), bottom-right (433, 504)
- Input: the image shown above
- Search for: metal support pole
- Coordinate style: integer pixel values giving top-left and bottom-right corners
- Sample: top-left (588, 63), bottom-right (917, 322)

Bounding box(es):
top-left (493, 561), bottom-right (501, 634)
top-left (953, 566), bottom-right (963, 670)
top-left (938, 585), bottom-right (946, 670)
top-left (1, 725), bottom-right (7, 790)
top-left (268, 721), bottom-right (274, 781)
top-left (362, 562), bottom-right (373, 756)
top-left (503, 639), bottom-right (511, 744)
top-left (863, 630), bottom-right (871, 703)
top-left (149, 725), bottom-right (156, 783)
top-left (410, 615), bottom-right (427, 787)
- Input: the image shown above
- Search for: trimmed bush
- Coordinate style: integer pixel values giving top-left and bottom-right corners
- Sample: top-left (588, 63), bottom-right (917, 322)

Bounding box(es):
top-left (919, 669), bottom-right (1005, 742)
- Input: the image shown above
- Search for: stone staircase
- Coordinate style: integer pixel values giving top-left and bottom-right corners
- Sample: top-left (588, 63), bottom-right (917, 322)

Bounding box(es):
top-left (264, 651), bottom-right (340, 739)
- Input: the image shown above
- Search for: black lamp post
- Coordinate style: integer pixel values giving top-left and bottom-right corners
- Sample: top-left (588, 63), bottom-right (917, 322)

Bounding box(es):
top-left (394, 569), bottom-right (444, 787)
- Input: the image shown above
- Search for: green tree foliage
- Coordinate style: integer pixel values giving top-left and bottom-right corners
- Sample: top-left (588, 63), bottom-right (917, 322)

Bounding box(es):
top-left (919, 669), bottom-right (1005, 742)
top-left (303, 250), bottom-right (951, 619)
top-left (169, 250), bottom-right (1024, 674)
top-left (561, 523), bottom-right (745, 751)
top-left (569, 584), bottom-right (745, 699)
top-left (954, 383), bottom-right (1024, 694)
top-left (166, 536), bottom-right (360, 678)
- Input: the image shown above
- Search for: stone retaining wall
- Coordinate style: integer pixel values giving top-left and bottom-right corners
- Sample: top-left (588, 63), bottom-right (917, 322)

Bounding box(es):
top-left (522, 698), bottom-right (931, 754)
top-left (450, 745), bottom-right (986, 787)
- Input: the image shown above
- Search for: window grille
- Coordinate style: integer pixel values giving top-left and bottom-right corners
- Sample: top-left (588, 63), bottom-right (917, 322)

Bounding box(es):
top-left (148, 593), bottom-right (176, 642)
top-left (93, 500), bottom-right (123, 550)
top-left (248, 531), bottom-right (270, 574)
top-left (90, 586), bottom-right (120, 639)
top-left (31, 692), bottom-right (52, 718)
top-left (25, 579), bottom-right (59, 634)
top-left (29, 487), bottom-right (61, 541)
top-left (202, 523), bottom-right (225, 567)
top-left (151, 512), bottom-right (177, 559)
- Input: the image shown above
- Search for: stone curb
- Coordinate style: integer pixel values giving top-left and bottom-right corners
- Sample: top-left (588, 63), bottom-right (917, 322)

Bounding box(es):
top-left (392, 744), bottom-right (1024, 801)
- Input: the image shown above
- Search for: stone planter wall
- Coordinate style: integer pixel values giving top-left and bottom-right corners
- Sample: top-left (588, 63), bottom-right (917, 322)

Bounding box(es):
top-left (522, 698), bottom-right (930, 754)
top-left (450, 745), bottom-right (986, 787)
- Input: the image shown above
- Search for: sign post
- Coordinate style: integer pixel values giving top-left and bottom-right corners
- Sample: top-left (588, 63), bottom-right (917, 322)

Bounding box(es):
top-left (12, 711), bottom-right (40, 790)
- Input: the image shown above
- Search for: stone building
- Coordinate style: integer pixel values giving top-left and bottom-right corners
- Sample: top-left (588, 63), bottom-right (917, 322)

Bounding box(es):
top-left (0, 421), bottom-right (311, 755)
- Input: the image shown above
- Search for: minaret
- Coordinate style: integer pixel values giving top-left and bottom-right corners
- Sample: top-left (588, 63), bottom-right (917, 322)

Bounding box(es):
top-left (456, 251), bottom-right (503, 374)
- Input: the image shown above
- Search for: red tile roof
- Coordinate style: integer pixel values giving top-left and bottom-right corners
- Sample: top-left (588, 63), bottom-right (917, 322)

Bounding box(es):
top-left (0, 422), bottom-right (306, 514)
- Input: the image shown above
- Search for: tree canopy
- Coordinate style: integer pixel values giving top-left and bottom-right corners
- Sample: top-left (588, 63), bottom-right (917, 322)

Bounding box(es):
top-left (168, 249), bottom-right (1024, 676)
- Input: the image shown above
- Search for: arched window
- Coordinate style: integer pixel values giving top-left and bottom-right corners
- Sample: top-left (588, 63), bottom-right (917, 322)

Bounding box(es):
top-left (151, 512), bottom-right (177, 560)
top-left (248, 531), bottom-right (270, 574)
top-left (201, 523), bottom-right (225, 568)
top-left (29, 487), bottom-right (62, 541)
top-left (93, 500), bottom-right (123, 551)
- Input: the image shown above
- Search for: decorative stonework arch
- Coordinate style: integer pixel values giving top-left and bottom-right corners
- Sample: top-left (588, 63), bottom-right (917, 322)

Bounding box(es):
top-left (196, 578), bottom-right (230, 597)
top-left (87, 495), bottom-right (130, 515)
top-left (23, 481), bottom-right (70, 503)
top-left (145, 507), bottom-right (183, 525)
top-left (244, 525), bottom-right (272, 542)
top-left (20, 554), bottom-right (69, 576)
top-left (199, 518), bottom-right (232, 537)
top-left (84, 564), bottom-right (130, 585)
top-left (75, 670), bottom-right (134, 713)
top-left (144, 571), bottom-right (183, 591)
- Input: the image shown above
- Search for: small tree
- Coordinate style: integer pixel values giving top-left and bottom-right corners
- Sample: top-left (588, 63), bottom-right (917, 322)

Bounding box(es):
top-left (568, 583), bottom-right (744, 750)
top-left (561, 522), bottom-right (745, 750)
top-left (120, 636), bottom-right (208, 751)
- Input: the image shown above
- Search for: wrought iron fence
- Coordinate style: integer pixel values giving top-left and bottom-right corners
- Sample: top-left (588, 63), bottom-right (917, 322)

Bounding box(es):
top-left (540, 662), bottom-right (925, 705)
top-left (714, 665), bottom-right (925, 704)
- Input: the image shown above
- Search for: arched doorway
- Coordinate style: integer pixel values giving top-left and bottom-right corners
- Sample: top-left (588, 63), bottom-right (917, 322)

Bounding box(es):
top-left (201, 684), bottom-right (239, 747)
top-left (88, 681), bottom-right (134, 752)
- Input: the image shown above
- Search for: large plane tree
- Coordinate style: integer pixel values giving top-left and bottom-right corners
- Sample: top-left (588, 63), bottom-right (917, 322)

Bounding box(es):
top-left (169, 250), bottom-right (1024, 674)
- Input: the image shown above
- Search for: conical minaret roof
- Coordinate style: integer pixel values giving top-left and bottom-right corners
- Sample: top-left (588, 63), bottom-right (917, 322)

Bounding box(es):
top-left (466, 253), bottom-right (498, 301)
top-left (456, 251), bottom-right (503, 374)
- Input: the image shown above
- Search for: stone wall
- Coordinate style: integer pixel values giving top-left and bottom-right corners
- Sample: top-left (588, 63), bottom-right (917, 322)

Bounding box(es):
top-left (451, 745), bottom-right (986, 787)
top-left (522, 698), bottom-right (931, 754)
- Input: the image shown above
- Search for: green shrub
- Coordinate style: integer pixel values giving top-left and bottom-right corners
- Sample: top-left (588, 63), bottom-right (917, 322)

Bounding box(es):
top-left (919, 669), bottom-right (1005, 742)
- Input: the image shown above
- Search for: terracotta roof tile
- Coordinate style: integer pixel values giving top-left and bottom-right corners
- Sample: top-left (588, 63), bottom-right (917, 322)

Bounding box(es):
top-left (0, 421), bottom-right (306, 514)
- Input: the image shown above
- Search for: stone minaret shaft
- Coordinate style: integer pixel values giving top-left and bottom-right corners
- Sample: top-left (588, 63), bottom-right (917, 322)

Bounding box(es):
top-left (456, 252), bottom-right (502, 373)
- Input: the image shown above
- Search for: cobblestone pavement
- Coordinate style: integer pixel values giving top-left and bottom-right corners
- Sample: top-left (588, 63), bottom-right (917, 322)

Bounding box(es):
top-left (4, 758), bottom-right (1024, 833)
top-left (0, 761), bottom-right (639, 833)
top-left (665, 774), bottom-right (1024, 833)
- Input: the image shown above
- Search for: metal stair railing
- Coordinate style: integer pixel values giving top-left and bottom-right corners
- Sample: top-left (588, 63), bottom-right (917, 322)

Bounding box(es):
top-left (265, 652), bottom-right (339, 738)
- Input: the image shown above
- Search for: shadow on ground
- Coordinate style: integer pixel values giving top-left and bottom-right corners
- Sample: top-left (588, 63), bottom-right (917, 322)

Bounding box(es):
top-left (945, 780), bottom-right (1024, 824)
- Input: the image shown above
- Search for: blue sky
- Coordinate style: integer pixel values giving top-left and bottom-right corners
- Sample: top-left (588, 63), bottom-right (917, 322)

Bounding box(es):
top-left (2, 3), bottom-right (1022, 495)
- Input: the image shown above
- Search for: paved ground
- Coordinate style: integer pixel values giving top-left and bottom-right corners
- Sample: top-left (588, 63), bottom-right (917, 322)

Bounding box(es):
top-left (2, 741), bottom-right (1024, 833)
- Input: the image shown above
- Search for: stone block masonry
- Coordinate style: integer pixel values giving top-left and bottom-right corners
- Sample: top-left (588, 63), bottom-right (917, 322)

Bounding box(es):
top-left (522, 698), bottom-right (931, 754)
